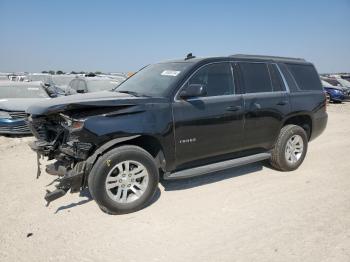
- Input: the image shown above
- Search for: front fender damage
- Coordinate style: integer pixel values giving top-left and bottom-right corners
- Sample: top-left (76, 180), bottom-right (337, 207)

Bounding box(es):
top-left (28, 117), bottom-right (141, 206)
top-left (30, 138), bottom-right (89, 206)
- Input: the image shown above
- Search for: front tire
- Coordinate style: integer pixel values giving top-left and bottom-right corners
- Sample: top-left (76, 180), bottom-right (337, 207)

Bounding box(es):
top-left (88, 145), bottom-right (159, 214)
top-left (270, 124), bottom-right (308, 171)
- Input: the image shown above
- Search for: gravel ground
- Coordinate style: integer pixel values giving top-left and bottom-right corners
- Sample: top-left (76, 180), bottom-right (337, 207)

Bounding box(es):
top-left (0, 101), bottom-right (350, 262)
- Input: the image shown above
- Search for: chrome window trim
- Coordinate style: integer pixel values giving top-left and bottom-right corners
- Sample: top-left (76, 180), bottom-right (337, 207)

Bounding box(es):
top-left (275, 63), bottom-right (290, 93)
top-left (242, 90), bottom-right (288, 97)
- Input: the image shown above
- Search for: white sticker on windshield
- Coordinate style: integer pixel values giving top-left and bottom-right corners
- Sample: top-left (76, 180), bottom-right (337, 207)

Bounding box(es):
top-left (27, 87), bottom-right (39, 91)
top-left (161, 70), bottom-right (181, 76)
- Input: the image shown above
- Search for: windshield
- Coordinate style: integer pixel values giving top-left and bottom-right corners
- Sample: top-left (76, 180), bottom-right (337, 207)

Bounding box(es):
top-left (0, 84), bottom-right (49, 98)
top-left (116, 62), bottom-right (191, 97)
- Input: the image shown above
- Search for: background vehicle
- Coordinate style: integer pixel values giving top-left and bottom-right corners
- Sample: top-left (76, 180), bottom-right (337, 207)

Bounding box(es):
top-left (66, 76), bottom-right (121, 94)
top-left (0, 81), bottom-right (50, 135)
top-left (0, 75), bottom-right (9, 81)
top-left (322, 80), bottom-right (345, 102)
top-left (47, 74), bottom-right (78, 95)
top-left (28, 73), bottom-right (51, 83)
top-left (321, 76), bottom-right (350, 96)
top-left (27, 54), bottom-right (327, 214)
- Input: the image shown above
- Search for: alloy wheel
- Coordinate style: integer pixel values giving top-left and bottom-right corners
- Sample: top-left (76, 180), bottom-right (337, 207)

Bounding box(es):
top-left (285, 135), bottom-right (304, 164)
top-left (105, 160), bottom-right (149, 203)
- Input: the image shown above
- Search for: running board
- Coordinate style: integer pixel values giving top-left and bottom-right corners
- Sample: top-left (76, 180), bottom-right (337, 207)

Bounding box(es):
top-left (164, 153), bottom-right (271, 180)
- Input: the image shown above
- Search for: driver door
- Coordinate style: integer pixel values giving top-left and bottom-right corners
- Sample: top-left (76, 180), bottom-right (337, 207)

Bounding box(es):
top-left (172, 62), bottom-right (244, 167)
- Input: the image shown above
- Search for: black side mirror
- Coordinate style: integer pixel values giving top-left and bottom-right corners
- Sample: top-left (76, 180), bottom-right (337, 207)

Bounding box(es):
top-left (179, 84), bottom-right (206, 99)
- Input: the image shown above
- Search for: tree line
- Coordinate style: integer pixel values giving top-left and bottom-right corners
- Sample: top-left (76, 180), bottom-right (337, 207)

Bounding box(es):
top-left (41, 70), bottom-right (103, 75)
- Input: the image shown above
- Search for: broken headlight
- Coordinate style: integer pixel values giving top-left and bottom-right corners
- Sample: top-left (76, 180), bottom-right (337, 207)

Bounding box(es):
top-left (59, 113), bottom-right (85, 131)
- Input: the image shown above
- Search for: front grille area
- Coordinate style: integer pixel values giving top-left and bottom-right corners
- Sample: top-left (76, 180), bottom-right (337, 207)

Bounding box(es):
top-left (0, 123), bottom-right (31, 134)
top-left (9, 111), bottom-right (28, 120)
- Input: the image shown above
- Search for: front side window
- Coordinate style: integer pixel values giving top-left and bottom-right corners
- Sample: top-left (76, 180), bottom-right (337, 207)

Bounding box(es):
top-left (187, 63), bottom-right (234, 96)
top-left (239, 62), bottom-right (272, 93)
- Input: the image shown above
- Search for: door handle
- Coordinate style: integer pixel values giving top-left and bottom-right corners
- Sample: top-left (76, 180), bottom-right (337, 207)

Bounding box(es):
top-left (276, 100), bottom-right (288, 106)
top-left (253, 102), bottom-right (261, 109)
top-left (226, 105), bottom-right (242, 112)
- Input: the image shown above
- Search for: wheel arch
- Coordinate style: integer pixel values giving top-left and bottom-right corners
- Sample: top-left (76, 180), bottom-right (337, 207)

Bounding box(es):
top-left (282, 113), bottom-right (313, 140)
top-left (86, 135), bottom-right (166, 175)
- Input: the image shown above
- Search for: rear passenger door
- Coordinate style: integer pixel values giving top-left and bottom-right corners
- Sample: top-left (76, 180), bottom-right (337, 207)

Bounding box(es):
top-left (238, 62), bottom-right (290, 150)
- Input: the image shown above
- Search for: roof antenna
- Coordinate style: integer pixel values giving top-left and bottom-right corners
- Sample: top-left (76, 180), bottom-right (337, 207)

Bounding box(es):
top-left (185, 53), bottom-right (195, 60)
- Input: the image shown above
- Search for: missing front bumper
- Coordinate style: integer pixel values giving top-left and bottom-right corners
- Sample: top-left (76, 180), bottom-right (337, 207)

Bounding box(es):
top-left (43, 161), bottom-right (87, 206)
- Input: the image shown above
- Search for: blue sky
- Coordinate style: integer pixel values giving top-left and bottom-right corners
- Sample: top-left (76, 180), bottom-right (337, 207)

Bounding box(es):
top-left (0, 0), bottom-right (349, 73)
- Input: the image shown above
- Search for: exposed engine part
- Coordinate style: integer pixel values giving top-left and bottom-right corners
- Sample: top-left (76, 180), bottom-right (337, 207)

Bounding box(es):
top-left (46, 161), bottom-right (70, 177)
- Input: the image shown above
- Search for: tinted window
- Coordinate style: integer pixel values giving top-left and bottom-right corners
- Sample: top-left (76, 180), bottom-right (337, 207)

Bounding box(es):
top-left (239, 62), bottom-right (272, 93)
top-left (268, 64), bottom-right (285, 91)
top-left (278, 63), bottom-right (298, 92)
top-left (286, 64), bottom-right (322, 91)
top-left (188, 63), bottom-right (234, 96)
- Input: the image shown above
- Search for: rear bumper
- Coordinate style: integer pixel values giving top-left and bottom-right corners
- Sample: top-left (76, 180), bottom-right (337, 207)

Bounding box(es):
top-left (310, 112), bottom-right (328, 141)
top-left (0, 119), bottom-right (32, 135)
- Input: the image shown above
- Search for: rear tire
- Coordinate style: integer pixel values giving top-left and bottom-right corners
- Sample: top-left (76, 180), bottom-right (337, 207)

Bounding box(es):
top-left (88, 145), bottom-right (159, 214)
top-left (270, 125), bottom-right (308, 171)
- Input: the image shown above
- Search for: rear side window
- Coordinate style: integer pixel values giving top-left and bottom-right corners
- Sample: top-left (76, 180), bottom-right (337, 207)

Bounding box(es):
top-left (277, 63), bottom-right (298, 92)
top-left (286, 64), bottom-right (322, 91)
top-left (239, 62), bottom-right (272, 93)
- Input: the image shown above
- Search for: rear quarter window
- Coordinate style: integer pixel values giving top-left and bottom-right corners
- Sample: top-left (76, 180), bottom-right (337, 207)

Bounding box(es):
top-left (286, 63), bottom-right (322, 91)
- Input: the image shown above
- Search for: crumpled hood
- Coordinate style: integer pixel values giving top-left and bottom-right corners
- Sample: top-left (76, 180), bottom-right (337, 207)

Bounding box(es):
top-left (0, 98), bottom-right (51, 112)
top-left (26, 91), bottom-right (166, 115)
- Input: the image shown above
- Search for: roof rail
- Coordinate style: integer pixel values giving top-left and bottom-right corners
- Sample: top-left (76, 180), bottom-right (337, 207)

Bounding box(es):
top-left (230, 54), bottom-right (306, 62)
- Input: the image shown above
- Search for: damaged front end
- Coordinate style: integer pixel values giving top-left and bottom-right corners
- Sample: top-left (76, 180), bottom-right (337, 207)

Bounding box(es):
top-left (28, 113), bottom-right (94, 206)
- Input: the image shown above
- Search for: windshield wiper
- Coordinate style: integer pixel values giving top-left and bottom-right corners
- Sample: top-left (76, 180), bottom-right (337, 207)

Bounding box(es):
top-left (117, 90), bottom-right (149, 97)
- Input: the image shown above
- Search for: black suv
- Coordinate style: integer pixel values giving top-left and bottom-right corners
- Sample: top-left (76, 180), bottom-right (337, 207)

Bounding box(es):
top-left (27, 54), bottom-right (328, 214)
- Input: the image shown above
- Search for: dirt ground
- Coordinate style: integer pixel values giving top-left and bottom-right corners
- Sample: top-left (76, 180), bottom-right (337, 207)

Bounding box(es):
top-left (0, 101), bottom-right (350, 262)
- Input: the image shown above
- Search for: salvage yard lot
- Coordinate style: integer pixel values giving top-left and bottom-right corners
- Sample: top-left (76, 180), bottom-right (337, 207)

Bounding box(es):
top-left (0, 102), bottom-right (350, 262)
